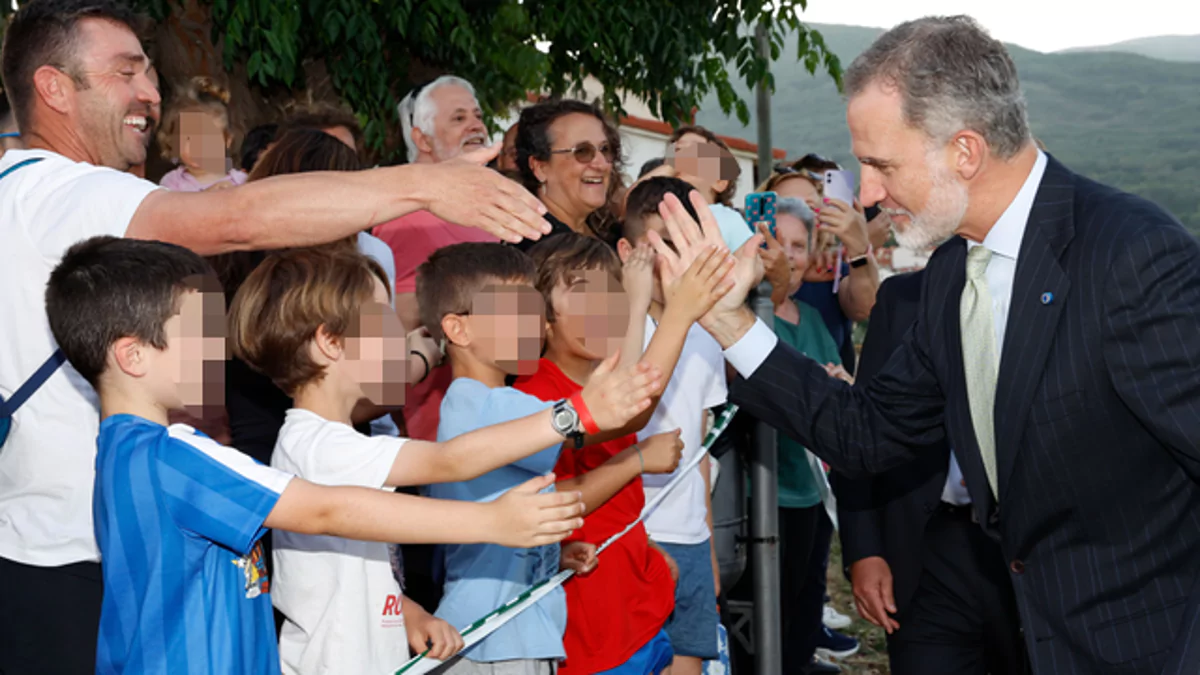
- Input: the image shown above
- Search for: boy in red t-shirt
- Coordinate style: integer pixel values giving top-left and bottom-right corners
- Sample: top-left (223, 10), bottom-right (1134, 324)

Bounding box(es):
top-left (515, 232), bottom-right (733, 674)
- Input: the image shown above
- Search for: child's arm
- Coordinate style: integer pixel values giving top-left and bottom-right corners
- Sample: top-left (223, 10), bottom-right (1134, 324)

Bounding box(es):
top-left (620, 243), bottom-right (656, 370)
top-left (600, 245), bottom-right (735, 440)
top-left (387, 355), bottom-right (663, 486)
top-left (556, 430), bottom-right (683, 515)
top-left (265, 473), bottom-right (584, 548)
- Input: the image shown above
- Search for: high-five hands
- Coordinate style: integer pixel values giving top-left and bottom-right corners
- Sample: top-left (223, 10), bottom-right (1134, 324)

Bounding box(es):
top-left (645, 191), bottom-right (764, 342)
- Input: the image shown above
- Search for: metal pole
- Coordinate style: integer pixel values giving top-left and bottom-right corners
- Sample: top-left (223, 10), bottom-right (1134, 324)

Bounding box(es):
top-left (754, 21), bottom-right (774, 183)
top-left (749, 282), bottom-right (781, 675)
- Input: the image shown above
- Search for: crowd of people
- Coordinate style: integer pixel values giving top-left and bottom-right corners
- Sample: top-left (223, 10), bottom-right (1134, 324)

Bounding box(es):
top-left (2, 2), bottom-right (1198, 675)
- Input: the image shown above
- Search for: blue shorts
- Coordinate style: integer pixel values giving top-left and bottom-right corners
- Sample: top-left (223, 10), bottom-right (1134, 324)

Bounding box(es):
top-left (595, 629), bottom-right (673, 675)
top-left (655, 540), bottom-right (719, 659)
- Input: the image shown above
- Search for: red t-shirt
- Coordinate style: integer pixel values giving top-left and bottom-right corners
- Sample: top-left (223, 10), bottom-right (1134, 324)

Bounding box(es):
top-left (373, 211), bottom-right (498, 441)
top-left (515, 359), bottom-right (675, 673)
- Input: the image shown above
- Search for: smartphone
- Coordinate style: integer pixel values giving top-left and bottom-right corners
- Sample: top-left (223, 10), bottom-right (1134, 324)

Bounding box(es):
top-left (823, 170), bottom-right (857, 207)
top-left (744, 191), bottom-right (778, 237)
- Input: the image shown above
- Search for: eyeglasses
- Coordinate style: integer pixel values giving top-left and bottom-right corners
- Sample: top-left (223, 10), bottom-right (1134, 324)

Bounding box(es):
top-left (550, 141), bottom-right (615, 165)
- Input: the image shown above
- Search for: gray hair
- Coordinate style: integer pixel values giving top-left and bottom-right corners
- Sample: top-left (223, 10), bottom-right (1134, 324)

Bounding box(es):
top-left (776, 197), bottom-right (815, 229)
top-left (397, 75), bottom-right (478, 163)
top-left (844, 16), bottom-right (1031, 158)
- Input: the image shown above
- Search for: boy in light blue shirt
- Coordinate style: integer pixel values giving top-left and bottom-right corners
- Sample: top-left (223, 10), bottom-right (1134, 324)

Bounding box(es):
top-left (418, 242), bottom-right (663, 671)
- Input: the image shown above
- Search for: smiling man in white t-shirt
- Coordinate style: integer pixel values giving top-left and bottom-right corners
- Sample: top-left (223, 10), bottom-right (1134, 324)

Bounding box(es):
top-left (0, 1), bottom-right (553, 671)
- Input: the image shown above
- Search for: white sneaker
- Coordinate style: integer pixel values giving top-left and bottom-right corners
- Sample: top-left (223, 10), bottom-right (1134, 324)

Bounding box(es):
top-left (823, 604), bottom-right (852, 630)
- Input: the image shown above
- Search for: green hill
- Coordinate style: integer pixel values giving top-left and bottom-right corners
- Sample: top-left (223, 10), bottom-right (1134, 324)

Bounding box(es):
top-left (696, 24), bottom-right (1200, 236)
top-left (1061, 35), bottom-right (1200, 63)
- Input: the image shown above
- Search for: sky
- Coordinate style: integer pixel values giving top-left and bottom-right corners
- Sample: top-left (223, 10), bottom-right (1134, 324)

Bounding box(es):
top-left (794, 0), bottom-right (1200, 53)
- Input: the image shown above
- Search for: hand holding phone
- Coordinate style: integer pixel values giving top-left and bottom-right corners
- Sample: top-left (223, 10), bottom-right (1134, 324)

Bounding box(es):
top-left (744, 191), bottom-right (778, 238)
top-left (823, 170), bottom-right (856, 207)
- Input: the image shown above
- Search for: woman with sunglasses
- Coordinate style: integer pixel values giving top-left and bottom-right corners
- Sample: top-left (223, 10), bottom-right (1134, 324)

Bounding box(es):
top-left (514, 99), bottom-right (624, 251)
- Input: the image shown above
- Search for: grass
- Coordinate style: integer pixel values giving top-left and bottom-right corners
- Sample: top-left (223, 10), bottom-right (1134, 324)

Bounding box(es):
top-left (824, 537), bottom-right (891, 675)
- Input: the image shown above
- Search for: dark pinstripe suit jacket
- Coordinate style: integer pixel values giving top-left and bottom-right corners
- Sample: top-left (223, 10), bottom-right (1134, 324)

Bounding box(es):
top-left (729, 155), bottom-right (1200, 674)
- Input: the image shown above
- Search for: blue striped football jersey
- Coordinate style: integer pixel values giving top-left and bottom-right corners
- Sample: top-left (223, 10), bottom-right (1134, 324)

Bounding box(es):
top-left (94, 414), bottom-right (292, 674)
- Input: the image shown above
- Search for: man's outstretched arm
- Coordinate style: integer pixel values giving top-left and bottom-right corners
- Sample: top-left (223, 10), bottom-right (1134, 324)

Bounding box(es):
top-left (126, 145), bottom-right (550, 255)
top-left (647, 191), bottom-right (948, 478)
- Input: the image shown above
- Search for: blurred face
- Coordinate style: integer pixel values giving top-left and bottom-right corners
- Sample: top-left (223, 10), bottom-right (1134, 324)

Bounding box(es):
top-left (468, 282), bottom-right (545, 376)
top-left (671, 142), bottom-right (728, 204)
top-left (177, 110), bottom-right (229, 175)
top-left (774, 213), bottom-right (811, 294)
top-left (534, 113), bottom-right (614, 221)
top-left (158, 288), bottom-right (226, 415)
top-left (848, 82), bottom-right (968, 250)
top-left (427, 84), bottom-right (486, 161)
top-left (68, 19), bottom-right (161, 170)
top-left (546, 268), bottom-right (629, 362)
top-left (774, 175), bottom-right (822, 211)
top-left (343, 277), bottom-right (408, 405)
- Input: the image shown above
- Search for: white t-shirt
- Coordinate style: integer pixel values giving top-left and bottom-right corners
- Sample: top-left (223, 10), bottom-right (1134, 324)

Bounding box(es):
top-left (0, 149), bottom-right (160, 566)
top-left (641, 316), bottom-right (728, 544)
top-left (272, 408), bottom-right (410, 675)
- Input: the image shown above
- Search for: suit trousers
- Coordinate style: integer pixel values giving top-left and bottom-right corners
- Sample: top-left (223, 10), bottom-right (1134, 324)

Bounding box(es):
top-left (887, 505), bottom-right (1029, 675)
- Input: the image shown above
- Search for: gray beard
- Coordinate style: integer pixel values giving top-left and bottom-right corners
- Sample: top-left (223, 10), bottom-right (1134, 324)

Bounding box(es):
top-left (891, 169), bottom-right (969, 251)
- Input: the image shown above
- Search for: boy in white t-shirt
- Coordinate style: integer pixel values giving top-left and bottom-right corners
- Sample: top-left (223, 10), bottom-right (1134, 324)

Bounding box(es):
top-left (618, 177), bottom-right (730, 675)
top-left (229, 246), bottom-right (661, 674)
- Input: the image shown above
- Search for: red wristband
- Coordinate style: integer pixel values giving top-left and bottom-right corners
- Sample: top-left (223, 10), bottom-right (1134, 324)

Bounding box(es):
top-left (569, 392), bottom-right (600, 435)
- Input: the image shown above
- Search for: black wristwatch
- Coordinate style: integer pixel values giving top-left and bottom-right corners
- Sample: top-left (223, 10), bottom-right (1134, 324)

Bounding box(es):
top-left (551, 399), bottom-right (585, 448)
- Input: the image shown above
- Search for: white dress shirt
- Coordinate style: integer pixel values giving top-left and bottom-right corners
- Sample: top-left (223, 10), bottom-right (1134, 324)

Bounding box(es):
top-left (724, 151), bottom-right (1049, 505)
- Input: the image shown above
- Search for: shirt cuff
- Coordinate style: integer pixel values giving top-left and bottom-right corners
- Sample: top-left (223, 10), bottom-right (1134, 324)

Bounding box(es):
top-left (723, 318), bottom-right (778, 379)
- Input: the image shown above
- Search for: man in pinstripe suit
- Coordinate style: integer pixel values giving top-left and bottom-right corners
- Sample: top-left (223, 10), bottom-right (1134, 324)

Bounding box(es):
top-left (650, 15), bottom-right (1200, 675)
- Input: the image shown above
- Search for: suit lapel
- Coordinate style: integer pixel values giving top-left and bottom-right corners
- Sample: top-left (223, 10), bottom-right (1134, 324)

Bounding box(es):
top-left (995, 156), bottom-right (1076, 502)
top-left (938, 239), bottom-right (999, 530)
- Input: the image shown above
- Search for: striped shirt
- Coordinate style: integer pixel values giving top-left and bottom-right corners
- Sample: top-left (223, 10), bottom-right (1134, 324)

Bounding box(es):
top-left (94, 414), bottom-right (292, 674)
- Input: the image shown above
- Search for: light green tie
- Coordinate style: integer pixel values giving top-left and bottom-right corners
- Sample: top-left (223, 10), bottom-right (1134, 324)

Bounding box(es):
top-left (961, 245), bottom-right (999, 497)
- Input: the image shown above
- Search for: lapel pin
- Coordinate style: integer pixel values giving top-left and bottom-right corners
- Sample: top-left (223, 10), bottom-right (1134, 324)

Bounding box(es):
top-left (1041, 292), bottom-right (1054, 305)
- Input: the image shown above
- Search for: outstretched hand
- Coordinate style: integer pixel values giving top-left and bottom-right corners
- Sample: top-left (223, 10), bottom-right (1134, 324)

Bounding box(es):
top-left (490, 474), bottom-right (585, 548)
top-left (423, 144), bottom-right (552, 245)
top-left (580, 352), bottom-right (664, 431)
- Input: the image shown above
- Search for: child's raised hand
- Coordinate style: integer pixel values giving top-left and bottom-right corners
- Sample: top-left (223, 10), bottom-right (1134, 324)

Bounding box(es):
top-left (580, 351), bottom-right (664, 431)
top-left (639, 429), bottom-right (684, 474)
top-left (403, 600), bottom-right (464, 660)
top-left (648, 190), bottom-right (730, 291)
top-left (622, 242), bottom-right (655, 313)
top-left (560, 541), bottom-right (598, 575)
top-left (663, 244), bottom-right (737, 323)
top-left (490, 474), bottom-right (585, 548)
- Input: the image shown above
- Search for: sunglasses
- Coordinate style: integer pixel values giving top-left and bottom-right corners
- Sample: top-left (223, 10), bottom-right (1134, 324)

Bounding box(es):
top-left (773, 164), bottom-right (824, 183)
top-left (550, 141), bottom-right (615, 165)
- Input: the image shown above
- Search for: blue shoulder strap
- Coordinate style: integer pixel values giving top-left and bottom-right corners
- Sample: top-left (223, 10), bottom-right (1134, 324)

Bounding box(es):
top-left (1, 156), bottom-right (62, 446)
top-left (0, 156), bottom-right (43, 180)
